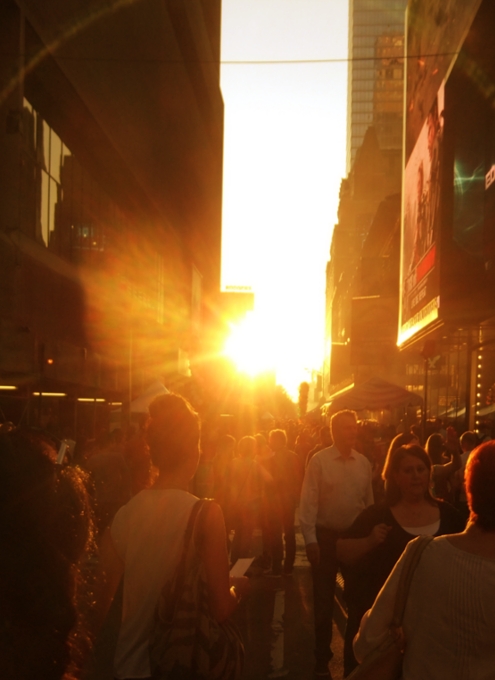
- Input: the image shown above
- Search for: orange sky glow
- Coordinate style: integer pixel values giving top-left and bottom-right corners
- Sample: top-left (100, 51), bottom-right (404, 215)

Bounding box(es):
top-left (220, 0), bottom-right (349, 398)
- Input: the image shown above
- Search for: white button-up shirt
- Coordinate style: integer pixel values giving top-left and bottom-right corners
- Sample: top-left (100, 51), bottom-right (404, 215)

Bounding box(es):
top-left (299, 445), bottom-right (374, 545)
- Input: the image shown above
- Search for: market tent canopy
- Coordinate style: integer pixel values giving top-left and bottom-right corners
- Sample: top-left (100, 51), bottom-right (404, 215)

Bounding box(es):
top-left (130, 381), bottom-right (169, 413)
top-left (324, 377), bottom-right (423, 412)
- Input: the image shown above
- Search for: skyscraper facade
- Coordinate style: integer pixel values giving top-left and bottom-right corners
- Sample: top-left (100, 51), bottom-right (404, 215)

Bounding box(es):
top-left (346, 0), bottom-right (407, 173)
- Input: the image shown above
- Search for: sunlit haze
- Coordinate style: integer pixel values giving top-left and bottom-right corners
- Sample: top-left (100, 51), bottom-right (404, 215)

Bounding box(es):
top-left (223, 311), bottom-right (275, 376)
top-left (221, 0), bottom-right (349, 399)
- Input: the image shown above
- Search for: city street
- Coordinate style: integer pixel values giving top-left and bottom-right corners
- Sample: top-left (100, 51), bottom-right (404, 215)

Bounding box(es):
top-left (3, 1), bottom-right (495, 679)
top-left (84, 525), bottom-right (345, 680)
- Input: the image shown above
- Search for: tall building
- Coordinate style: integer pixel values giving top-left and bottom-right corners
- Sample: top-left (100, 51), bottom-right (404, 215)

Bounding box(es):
top-left (346, 0), bottom-right (407, 173)
top-left (324, 127), bottom-right (402, 393)
top-left (324, 0), bottom-right (407, 396)
top-left (0, 0), bottom-right (224, 434)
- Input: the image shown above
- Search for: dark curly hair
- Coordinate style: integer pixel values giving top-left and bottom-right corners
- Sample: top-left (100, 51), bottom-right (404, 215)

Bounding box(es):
top-left (0, 431), bottom-right (94, 679)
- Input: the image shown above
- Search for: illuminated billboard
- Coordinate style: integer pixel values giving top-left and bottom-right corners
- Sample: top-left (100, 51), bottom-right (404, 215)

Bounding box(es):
top-left (399, 84), bottom-right (445, 345)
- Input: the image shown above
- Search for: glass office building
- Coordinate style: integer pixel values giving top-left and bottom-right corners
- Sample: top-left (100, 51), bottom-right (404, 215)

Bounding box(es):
top-left (346, 0), bottom-right (407, 173)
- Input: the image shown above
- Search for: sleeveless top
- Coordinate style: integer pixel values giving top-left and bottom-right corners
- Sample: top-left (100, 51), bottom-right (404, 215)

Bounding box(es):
top-left (111, 488), bottom-right (198, 679)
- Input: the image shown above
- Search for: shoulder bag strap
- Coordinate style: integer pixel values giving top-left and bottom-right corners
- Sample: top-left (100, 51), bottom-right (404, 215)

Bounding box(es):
top-left (191, 498), bottom-right (213, 552)
top-left (170, 499), bottom-right (207, 609)
top-left (391, 535), bottom-right (434, 628)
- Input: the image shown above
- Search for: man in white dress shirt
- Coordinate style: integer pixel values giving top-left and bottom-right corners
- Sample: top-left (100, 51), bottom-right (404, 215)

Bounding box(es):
top-left (299, 410), bottom-right (373, 678)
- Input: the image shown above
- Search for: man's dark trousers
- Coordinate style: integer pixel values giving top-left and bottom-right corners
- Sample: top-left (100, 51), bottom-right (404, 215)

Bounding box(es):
top-left (281, 504), bottom-right (296, 572)
top-left (312, 526), bottom-right (340, 667)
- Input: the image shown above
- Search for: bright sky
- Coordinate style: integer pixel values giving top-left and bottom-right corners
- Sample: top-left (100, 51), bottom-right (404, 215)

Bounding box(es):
top-left (220, 0), bottom-right (349, 398)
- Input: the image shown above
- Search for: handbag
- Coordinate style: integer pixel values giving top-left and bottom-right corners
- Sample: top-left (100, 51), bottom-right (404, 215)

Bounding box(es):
top-left (347, 535), bottom-right (433, 680)
top-left (149, 499), bottom-right (244, 680)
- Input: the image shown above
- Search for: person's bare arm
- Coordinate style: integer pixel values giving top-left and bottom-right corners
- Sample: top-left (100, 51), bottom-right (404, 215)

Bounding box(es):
top-left (337, 524), bottom-right (391, 565)
top-left (434, 429), bottom-right (462, 480)
top-left (433, 455), bottom-right (460, 481)
top-left (201, 502), bottom-right (248, 622)
top-left (93, 527), bottom-right (124, 632)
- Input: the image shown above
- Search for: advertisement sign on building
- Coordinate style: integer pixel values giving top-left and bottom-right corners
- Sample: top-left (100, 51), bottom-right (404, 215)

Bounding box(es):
top-left (399, 83), bottom-right (445, 345)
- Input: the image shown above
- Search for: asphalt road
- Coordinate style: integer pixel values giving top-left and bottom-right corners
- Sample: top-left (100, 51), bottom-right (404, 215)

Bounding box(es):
top-left (231, 527), bottom-right (345, 680)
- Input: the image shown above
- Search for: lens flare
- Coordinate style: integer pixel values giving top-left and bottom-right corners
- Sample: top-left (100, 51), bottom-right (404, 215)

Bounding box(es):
top-left (223, 312), bottom-right (274, 377)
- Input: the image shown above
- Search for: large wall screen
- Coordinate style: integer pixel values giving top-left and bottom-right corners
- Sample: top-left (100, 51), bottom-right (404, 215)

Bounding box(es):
top-left (399, 84), bottom-right (445, 345)
top-left (450, 62), bottom-right (495, 303)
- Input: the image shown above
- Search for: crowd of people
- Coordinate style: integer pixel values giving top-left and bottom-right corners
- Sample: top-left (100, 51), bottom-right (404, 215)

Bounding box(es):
top-left (0, 399), bottom-right (493, 680)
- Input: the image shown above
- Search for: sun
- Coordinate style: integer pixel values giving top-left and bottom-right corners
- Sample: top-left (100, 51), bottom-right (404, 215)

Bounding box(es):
top-left (222, 305), bottom-right (322, 399)
top-left (223, 312), bottom-right (274, 377)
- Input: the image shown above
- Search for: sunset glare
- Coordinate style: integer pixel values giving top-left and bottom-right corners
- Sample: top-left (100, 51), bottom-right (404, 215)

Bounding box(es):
top-left (223, 312), bottom-right (274, 377)
top-left (220, 0), bottom-right (349, 399)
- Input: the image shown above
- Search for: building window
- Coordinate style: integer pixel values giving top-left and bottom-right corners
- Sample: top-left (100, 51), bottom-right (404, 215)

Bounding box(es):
top-left (23, 98), bottom-right (116, 262)
top-left (38, 119), bottom-right (64, 248)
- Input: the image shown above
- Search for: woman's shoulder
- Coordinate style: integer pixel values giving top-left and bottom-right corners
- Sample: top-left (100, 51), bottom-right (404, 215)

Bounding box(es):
top-left (425, 534), bottom-right (492, 566)
top-left (345, 503), bottom-right (391, 536)
top-left (124, 488), bottom-right (198, 515)
top-left (196, 499), bottom-right (226, 541)
top-left (359, 502), bottom-right (391, 521)
top-left (111, 489), bottom-right (149, 524)
top-left (435, 532), bottom-right (495, 564)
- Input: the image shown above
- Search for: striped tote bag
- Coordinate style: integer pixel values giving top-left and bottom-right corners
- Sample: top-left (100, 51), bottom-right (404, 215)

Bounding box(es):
top-left (149, 500), bottom-right (244, 680)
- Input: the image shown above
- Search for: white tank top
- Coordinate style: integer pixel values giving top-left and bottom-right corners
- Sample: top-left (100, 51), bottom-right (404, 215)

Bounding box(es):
top-left (111, 488), bottom-right (198, 679)
top-left (402, 520), bottom-right (440, 536)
